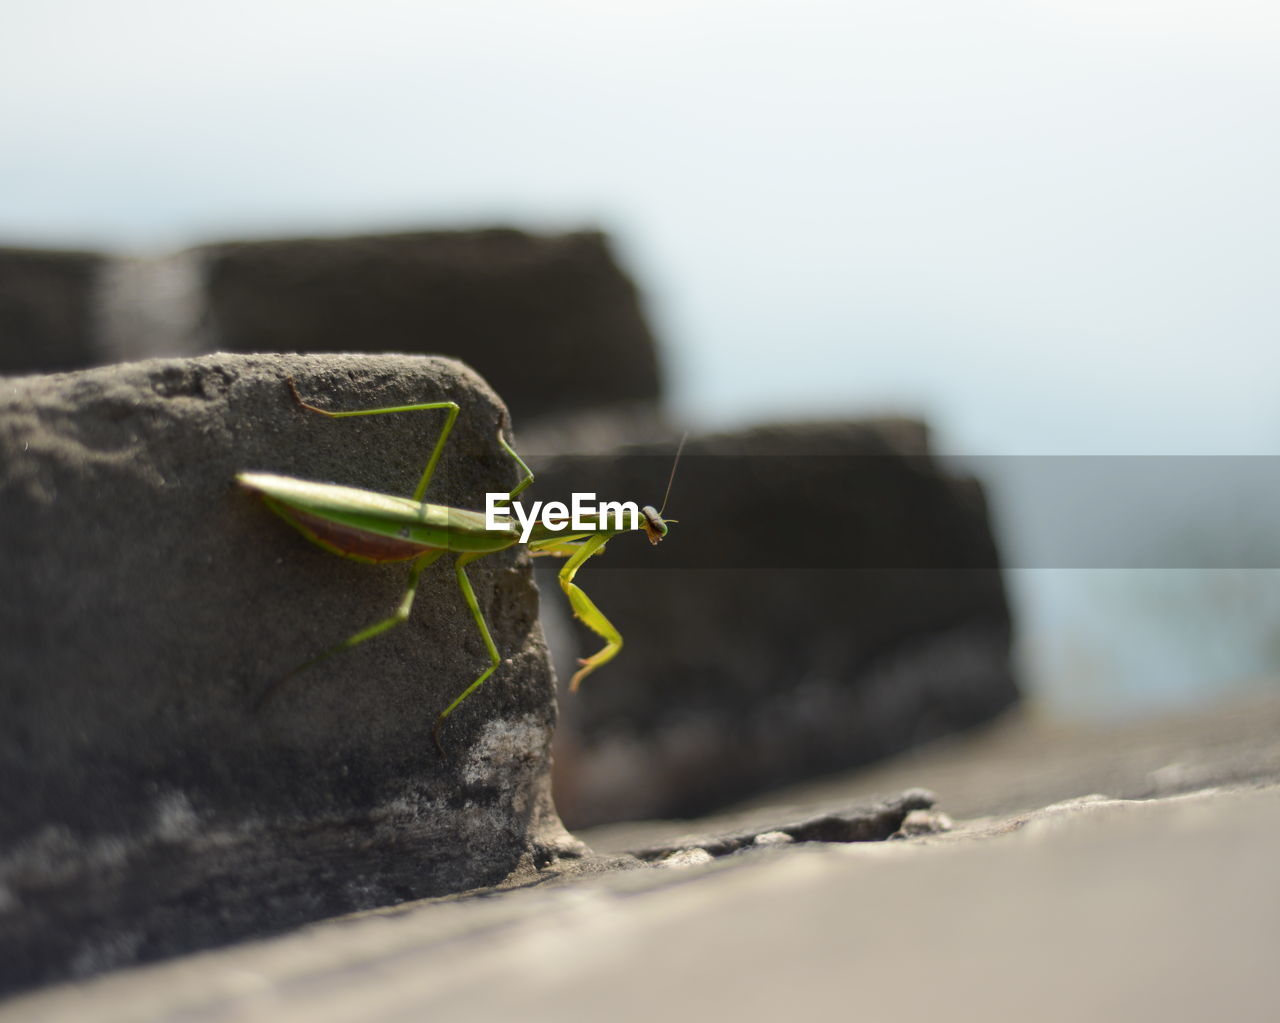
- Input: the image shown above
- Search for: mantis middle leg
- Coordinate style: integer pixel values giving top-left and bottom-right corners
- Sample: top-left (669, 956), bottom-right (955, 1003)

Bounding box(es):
top-left (255, 548), bottom-right (447, 711)
top-left (433, 551), bottom-right (504, 752)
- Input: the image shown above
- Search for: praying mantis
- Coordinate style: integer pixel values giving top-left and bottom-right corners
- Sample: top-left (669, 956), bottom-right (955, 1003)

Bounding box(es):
top-left (238, 378), bottom-right (676, 750)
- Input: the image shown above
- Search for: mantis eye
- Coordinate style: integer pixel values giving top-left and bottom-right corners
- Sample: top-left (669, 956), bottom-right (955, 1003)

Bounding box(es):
top-left (641, 504), bottom-right (668, 545)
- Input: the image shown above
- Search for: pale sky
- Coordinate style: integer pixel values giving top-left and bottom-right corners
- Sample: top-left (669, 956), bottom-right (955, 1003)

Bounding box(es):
top-left (4, 0), bottom-right (1278, 452)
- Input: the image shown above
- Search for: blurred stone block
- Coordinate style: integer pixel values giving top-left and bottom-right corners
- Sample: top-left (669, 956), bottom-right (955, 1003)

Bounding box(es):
top-left (0, 246), bottom-right (105, 374)
top-left (0, 353), bottom-right (577, 995)
top-left (2, 228), bottom-right (665, 431)
top-left (194, 228), bottom-right (663, 425)
top-left (539, 420), bottom-right (1018, 827)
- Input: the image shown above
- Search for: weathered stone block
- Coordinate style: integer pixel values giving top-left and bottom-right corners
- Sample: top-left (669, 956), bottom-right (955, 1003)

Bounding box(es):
top-left (539, 420), bottom-right (1018, 826)
top-left (0, 353), bottom-right (576, 994)
top-left (194, 229), bottom-right (663, 424)
top-left (0, 247), bottom-right (105, 375)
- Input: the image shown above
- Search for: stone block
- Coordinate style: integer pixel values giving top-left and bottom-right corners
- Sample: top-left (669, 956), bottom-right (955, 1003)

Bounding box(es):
top-left (538, 420), bottom-right (1018, 826)
top-left (0, 353), bottom-right (576, 993)
top-left (0, 247), bottom-right (105, 374)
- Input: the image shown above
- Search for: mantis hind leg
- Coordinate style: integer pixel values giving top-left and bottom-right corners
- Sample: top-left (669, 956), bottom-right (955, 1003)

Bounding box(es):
top-left (286, 377), bottom-right (459, 502)
top-left (556, 533), bottom-right (623, 691)
top-left (254, 549), bottom-right (446, 712)
top-left (288, 377), bottom-right (534, 503)
top-left (433, 552), bottom-right (503, 754)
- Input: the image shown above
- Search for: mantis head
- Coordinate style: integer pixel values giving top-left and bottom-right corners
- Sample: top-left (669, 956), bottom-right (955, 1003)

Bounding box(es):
top-left (640, 505), bottom-right (668, 545)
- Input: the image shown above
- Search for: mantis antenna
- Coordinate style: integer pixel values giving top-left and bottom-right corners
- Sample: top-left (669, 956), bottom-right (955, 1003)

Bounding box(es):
top-left (658, 432), bottom-right (689, 518)
top-left (637, 433), bottom-right (687, 544)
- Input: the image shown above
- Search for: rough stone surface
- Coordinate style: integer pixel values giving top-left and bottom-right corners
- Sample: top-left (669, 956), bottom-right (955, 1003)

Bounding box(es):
top-left (539, 420), bottom-right (1017, 826)
top-left (0, 247), bottom-right (105, 375)
top-left (0, 353), bottom-right (579, 995)
top-left (192, 229), bottom-right (663, 425)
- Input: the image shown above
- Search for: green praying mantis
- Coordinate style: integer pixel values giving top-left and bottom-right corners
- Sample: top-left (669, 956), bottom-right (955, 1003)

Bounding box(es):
top-left (238, 378), bottom-right (677, 750)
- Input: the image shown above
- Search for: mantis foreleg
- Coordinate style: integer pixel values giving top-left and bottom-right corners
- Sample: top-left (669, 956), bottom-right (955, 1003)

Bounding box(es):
top-left (555, 533), bottom-right (623, 691)
top-left (287, 378), bottom-right (459, 501)
top-left (527, 537), bottom-right (594, 558)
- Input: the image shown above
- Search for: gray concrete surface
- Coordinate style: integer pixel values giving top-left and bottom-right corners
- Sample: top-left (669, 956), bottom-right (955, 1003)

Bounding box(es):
top-left (6, 782), bottom-right (1276, 1023)
top-left (5, 696), bottom-right (1278, 1022)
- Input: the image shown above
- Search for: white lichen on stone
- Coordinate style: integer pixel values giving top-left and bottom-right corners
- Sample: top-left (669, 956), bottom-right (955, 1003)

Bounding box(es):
top-left (461, 714), bottom-right (547, 787)
top-left (752, 830), bottom-right (795, 846)
top-left (657, 847), bottom-right (714, 868)
top-left (897, 809), bottom-right (954, 836)
top-left (153, 791), bottom-right (198, 842)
